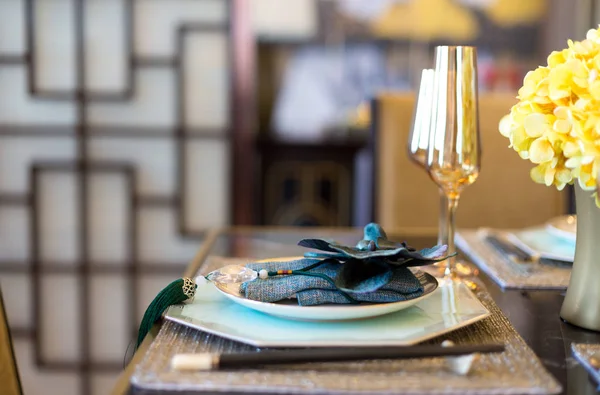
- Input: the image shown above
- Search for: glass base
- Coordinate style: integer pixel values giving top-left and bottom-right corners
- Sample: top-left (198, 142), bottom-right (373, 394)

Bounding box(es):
top-left (422, 260), bottom-right (478, 280)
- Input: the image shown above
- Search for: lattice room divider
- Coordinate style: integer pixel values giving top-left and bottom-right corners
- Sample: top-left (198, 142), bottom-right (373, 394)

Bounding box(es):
top-left (0, 1), bottom-right (238, 393)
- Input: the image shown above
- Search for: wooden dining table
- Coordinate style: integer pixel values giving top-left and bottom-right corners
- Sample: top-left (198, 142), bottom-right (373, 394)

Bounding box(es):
top-left (112, 227), bottom-right (600, 395)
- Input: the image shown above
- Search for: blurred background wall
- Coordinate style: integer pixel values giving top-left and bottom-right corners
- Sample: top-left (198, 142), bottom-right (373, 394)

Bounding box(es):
top-left (0, 0), bottom-right (596, 394)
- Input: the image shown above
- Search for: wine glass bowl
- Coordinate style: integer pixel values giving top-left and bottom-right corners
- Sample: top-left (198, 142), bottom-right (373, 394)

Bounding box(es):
top-left (427, 164), bottom-right (480, 199)
top-left (407, 68), bottom-right (452, 271)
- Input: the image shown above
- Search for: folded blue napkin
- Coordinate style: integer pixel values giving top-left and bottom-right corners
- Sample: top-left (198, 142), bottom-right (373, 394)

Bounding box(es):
top-left (240, 258), bottom-right (424, 306)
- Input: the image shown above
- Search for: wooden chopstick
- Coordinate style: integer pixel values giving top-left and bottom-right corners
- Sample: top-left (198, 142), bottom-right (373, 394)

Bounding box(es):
top-left (171, 343), bottom-right (505, 371)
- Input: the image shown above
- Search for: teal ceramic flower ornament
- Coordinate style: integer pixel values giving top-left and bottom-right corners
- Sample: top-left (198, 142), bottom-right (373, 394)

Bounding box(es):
top-left (298, 223), bottom-right (452, 293)
top-left (300, 223), bottom-right (449, 266)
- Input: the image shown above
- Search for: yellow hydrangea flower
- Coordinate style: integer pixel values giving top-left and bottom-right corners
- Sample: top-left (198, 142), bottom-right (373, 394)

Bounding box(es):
top-left (499, 26), bottom-right (600, 207)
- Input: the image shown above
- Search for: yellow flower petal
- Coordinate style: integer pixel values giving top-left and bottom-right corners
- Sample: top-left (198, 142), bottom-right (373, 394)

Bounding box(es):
top-left (536, 84), bottom-right (549, 97)
top-left (594, 55), bottom-right (600, 72)
top-left (523, 113), bottom-right (548, 138)
top-left (574, 98), bottom-right (589, 111)
top-left (532, 94), bottom-right (552, 105)
top-left (563, 141), bottom-right (580, 157)
top-left (545, 166), bottom-right (556, 186)
top-left (569, 39), bottom-right (596, 57)
top-left (587, 27), bottom-right (600, 41)
top-left (530, 164), bottom-right (546, 184)
top-left (566, 157), bottom-right (582, 168)
top-left (582, 155), bottom-right (596, 165)
top-left (556, 168), bottom-right (573, 183)
top-left (590, 80), bottom-right (600, 100)
top-left (579, 176), bottom-right (597, 190)
top-left (566, 59), bottom-right (588, 77)
top-left (553, 106), bottom-right (571, 119)
top-left (498, 115), bottom-right (513, 137)
top-left (589, 69), bottom-right (598, 85)
top-left (548, 85), bottom-right (570, 101)
top-left (548, 51), bottom-right (566, 67)
top-left (529, 138), bottom-right (555, 163)
top-left (510, 127), bottom-right (531, 151)
top-left (553, 119), bottom-right (571, 134)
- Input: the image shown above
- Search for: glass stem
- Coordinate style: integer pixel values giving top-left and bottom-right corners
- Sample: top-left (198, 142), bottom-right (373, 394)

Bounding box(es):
top-left (444, 195), bottom-right (460, 277)
top-left (437, 191), bottom-right (448, 246)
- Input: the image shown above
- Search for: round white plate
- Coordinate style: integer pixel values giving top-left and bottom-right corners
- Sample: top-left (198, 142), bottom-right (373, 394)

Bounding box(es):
top-left (546, 215), bottom-right (577, 243)
top-left (213, 269), bottom-right (438, 321)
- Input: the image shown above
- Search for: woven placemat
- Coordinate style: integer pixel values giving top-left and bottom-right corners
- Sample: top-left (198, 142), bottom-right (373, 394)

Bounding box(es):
top-left (130, 258), bottom-right (561, 395)
top-left (572, 343), bottom-right (600, 385)
top-left (456, 229), bottom-right (571, 290)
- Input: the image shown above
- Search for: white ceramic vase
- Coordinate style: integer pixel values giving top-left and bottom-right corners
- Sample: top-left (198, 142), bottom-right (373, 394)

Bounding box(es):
top-left (560, 183), bottom-right (600, 331)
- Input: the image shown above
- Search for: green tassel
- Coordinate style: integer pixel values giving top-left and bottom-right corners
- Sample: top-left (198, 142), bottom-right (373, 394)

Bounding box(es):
top-left (136, 278), bottom-right (197, 349)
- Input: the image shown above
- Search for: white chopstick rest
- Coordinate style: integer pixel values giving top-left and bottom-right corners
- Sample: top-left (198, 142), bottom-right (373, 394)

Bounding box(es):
top-left (442, 340), bottom-right (476, 375)
top-left (171, 353), bottom-right (218, 371)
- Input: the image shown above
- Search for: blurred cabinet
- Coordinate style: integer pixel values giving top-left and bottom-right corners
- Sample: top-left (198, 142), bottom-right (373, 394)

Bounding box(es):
top-left (257, 134), bottom-right (368, 226)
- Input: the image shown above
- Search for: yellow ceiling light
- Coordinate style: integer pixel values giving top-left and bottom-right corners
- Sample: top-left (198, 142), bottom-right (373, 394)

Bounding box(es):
top-left (485, 0), bottom-right (547, 27)
top-left (370, 0), bottom-right (479, 41)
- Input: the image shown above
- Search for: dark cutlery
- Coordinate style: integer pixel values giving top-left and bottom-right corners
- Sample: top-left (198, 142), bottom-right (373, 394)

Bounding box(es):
top-left (485, 234), bottom-right (536, 263)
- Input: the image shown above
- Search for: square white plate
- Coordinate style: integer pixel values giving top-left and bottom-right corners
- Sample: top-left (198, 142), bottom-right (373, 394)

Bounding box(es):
top-left (165, 280), bottom-right (490, 348)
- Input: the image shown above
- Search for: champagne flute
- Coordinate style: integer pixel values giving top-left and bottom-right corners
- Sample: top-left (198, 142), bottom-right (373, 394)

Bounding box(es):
top-left (427, 46), bottom-right (481, 279)
top-left (407, 69), bottom-right (449, 249)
